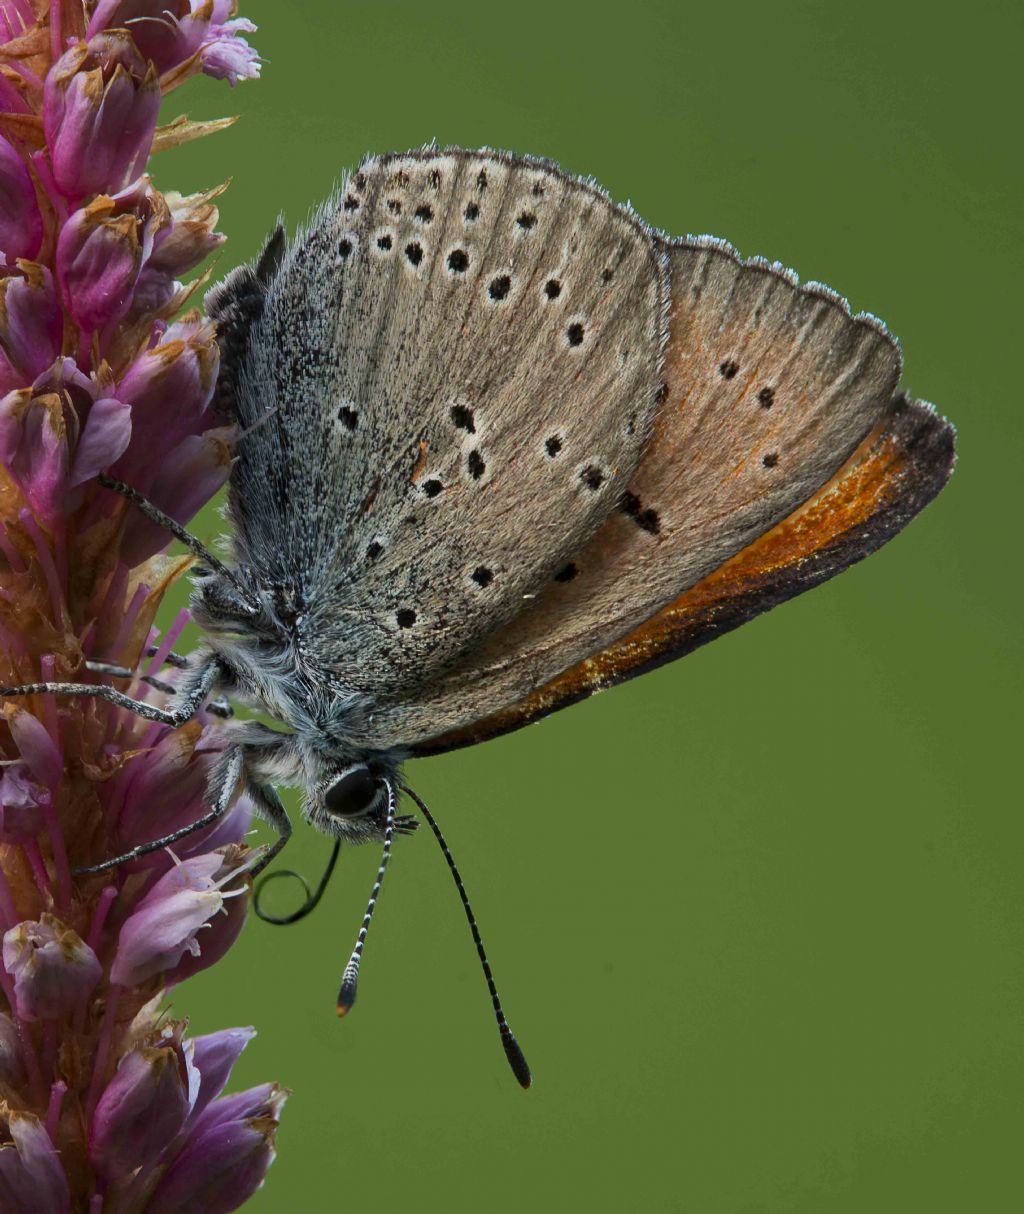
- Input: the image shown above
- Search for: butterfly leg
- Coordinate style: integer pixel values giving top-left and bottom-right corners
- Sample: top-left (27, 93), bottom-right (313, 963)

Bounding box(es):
top-left (246, 781), bottom-right (294, 877)
top-left (144, 648), bottom-right (188, 669)
top-left (143, 647), bottom-right (233, 716)
top-left (84, 658), bottom-right (233, 719)
top-left (73, 744), bottom-right (248, 875)
top-left (1, 657), bottom-right (224, 728)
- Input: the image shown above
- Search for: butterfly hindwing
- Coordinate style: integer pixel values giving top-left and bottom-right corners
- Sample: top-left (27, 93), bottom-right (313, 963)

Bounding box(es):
top-left (414, 394), bottom-right (955, 754)
top-left (362, 236), bottom-right (909, 749)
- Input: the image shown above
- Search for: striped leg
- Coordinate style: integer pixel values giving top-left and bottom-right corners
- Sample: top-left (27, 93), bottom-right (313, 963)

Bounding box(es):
top-left (247, 781), bottom-right (294, 877)
top-left (1, 658), bottom-right (223, 728)
top-left (85, 659), bottom-right (233, 719)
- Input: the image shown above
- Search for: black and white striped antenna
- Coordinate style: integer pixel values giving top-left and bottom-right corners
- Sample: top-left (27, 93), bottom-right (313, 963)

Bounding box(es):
top-left (336, 781), bottom-right (397, 1017)
top-left (399, 782), bottom-right (532, 1090)
top-left (334, 780), bottom-right (531, 1089)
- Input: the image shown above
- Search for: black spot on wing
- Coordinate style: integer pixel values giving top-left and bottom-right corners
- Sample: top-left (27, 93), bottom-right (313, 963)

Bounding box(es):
top-left (451, 404), bottom-right (475, 433)
top-left (619, 491), bottom-right (660, 535)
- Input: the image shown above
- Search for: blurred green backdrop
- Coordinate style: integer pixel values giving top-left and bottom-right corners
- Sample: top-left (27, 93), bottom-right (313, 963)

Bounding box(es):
top-left (152, 1), bottom-right (1020, 1210)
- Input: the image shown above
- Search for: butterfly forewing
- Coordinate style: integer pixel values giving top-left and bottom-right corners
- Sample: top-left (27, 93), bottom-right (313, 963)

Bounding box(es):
top-left (225, 149), bottom-right (668, 696)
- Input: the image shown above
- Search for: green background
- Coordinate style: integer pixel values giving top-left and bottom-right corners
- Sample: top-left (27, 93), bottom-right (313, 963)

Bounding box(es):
top-left (154, 1), bottom-right (1020, 1210)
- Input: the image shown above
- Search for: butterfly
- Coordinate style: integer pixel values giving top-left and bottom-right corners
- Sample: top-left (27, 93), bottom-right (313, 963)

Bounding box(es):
top-left (2, 147), bottom-right (955, 1086)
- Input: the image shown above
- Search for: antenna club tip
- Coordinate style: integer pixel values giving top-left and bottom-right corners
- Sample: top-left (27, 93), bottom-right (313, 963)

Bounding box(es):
top-left (336, 983), bottom-right (356, 1017)
top-left (502, 1032), bottom-right (532, 1090)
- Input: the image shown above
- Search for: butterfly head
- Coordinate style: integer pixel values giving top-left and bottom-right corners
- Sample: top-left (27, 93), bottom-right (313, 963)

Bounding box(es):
top-left (305, 759), bottom-right (417, 843)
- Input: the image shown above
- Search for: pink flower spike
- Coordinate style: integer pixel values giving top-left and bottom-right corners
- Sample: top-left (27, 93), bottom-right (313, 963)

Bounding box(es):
top-left (2, 915), bottom-right (102, 1022)
top-left (0, 262), bottom-right (63, 392)
top-left (0, 133), bottom-right (43, 265)
top-left (111, 850), bottom-right (249, 986)
top-left (44, 33), bottom-right (161, 200)
top-left (0, 1), bottom-right (273, 1204)
top-left (89, 1043), bottom-right (195, 1178)
top-left (0, 1107), bottom-right (71, 1214)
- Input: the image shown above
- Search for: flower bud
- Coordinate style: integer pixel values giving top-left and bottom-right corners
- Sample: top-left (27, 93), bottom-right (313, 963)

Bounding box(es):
top-left (145, 1085), bottom-right (284, 1214)
top-left (2, 916), bottom-right (102, 1021)
top-left (0, 389), bottom-right (70, 524)
top-left (188, 1026), bottom-right (255, 1125)
top-left (111, 851), bottom-right (248, 986)
top-left (133, 186), bottom-right (228, 312)
top-left (0, 262), bottom-right (63, 393)
top-left (128, 263), bottom-right (178, 317)
top-left (7, 356), bottom-right (133, 493)
top-left (166, 845), bottom-right (250, 986)
top-left (115, 724), bottom-right (217, 870)
top-left (5, 703), bottom-right (62, 789)
top-left (0, 1013), bottom-right (25, 1088)
top-left (68, 394), bottom-right (133, 486)
top-left (56, 178), bottom-right (169, 333)
top-left (0, 762), bottom-right (50, 842)
top-left (0, 133), bottom-right (42, 264)
top-left (44, 33), bottom-right (161, 199)
top-left (150, 188), bottom-right (227, 277)
top-left (88, 2), bottom-right (261, 86)
top-left (119, 426), bottom-right (235, 565)
top-left (88, 1), bottom-right (204, 72)
top-left (0, 705), bottom-right (62, 841)
top-left (190, 1081), bottom-right (284, 1136)
top-left (0, 1106), bottom-right (71, 1214)
top-left (195, 792), bottom-right (252, 855)
top-left (199, 15), bottom-right (260, 86)
top-left (113, 316), bottom-right (218, 471)
top-left (90, 1043), bottom-right (195, 1178)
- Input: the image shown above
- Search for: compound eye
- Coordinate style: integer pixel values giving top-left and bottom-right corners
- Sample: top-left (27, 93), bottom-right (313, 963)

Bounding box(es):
top-left (324, 767), bottom-right (380, 818)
